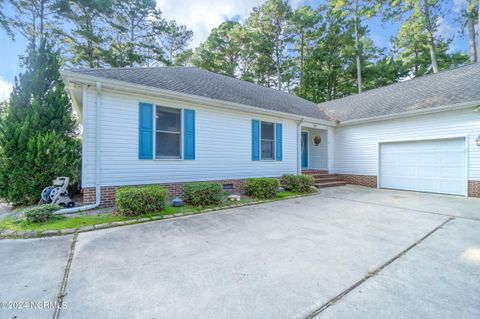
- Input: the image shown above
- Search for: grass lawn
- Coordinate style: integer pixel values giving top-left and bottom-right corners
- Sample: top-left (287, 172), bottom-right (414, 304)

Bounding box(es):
top-left (0, 191), bottom-right (306, 233)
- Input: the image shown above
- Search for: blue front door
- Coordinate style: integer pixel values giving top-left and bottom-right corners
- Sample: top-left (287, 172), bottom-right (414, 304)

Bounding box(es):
top-left (301, 132), bottom-right (308, 168)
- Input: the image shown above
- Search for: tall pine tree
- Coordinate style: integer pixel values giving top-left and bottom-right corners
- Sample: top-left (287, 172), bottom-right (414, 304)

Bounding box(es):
top-left (0, 39), bottom-right (80, 204)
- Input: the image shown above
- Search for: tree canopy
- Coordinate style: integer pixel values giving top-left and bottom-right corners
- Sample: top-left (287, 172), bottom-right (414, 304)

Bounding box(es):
top-left (0, 0), bottom-right (475, 102)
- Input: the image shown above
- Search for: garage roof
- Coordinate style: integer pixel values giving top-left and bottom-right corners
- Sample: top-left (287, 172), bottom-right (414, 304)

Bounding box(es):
top-left (319, 63), bottom-right (480, 122)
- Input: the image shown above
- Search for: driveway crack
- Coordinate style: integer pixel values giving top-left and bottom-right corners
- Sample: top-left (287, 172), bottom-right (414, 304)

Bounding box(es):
top-left (304, 217), bottom-right (454, 319)
top-left (53, 232), bottom-right (78, 319)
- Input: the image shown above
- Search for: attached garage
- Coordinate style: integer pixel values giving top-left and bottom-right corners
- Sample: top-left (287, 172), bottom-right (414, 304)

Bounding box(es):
top-left (379, 138), bottom-right (467, 196)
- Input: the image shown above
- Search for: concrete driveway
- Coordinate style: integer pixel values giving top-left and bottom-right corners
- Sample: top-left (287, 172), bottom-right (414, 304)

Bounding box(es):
top-left (1, 186), bottom-right (479, 319)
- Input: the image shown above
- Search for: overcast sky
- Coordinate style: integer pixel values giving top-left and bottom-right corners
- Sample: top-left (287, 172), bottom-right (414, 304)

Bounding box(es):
top-left (0, 0), bottom-right (469, 102)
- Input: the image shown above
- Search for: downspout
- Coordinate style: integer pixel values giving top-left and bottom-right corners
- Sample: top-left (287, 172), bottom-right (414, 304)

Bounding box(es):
top-left (296, 119), bottom-right (304, 175)
top-left (59, 81), bottom-right (102, 214)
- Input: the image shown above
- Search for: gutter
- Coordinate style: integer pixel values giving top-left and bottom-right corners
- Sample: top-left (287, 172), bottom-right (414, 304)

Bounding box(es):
top-left (60, 70), bottom-right (336, 128)
top-left (59, 81), bottom-right (102, 214)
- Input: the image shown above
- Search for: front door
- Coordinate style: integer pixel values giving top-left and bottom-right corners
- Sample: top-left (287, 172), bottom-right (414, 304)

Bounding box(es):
top-left (301, 132), bottom-right (308, 168)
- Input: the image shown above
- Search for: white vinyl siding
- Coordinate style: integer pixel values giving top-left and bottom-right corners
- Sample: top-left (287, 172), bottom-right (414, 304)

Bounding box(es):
top-left (81, 88), bottom-right (297, 187)
top-left (302, 128), bottom-right (328, 170)
top-left (333, 108), bottom-right (480, 181)
top-left (81, 85), bottom-right (98, 187)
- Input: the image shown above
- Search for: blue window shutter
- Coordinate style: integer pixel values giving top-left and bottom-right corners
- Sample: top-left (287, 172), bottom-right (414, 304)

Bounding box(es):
top-left (252, 119), bottom-right (260, 161)
top-left (184, 109), bottom-right (195, 160)
top-left (138, 102), bottom-right (153, 159)
top-left (276, 123), bottom-right (282, 161)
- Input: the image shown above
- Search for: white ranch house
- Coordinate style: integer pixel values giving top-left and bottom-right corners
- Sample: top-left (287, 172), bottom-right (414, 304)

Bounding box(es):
top-left (61, 64), bottom-right (480, 208)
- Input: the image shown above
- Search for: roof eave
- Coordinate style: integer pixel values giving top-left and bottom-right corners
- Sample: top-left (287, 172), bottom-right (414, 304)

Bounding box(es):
top-left (61, 70), bottom-right (335, 127)
top-left (337, 100), bottom-right (480, 126)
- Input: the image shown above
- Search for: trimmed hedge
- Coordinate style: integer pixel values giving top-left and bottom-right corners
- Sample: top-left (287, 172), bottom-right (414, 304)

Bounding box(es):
top-left (281, 174), bottom-right (315, 193)
top-left (244, 177), bottom-right (279, 199)
top-left (184, 182), bottom-right (223, 206)
top-left (116, 185), bottom-right (169, 216)
top-left (25, 204), bottom-right (61, 223)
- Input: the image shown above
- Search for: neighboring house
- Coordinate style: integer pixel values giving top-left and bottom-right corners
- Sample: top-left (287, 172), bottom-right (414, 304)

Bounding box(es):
top-left (61, 64), bottom-right (480, 207)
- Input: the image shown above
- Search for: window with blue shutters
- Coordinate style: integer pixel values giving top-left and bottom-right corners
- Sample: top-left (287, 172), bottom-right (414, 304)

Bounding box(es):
top-left (139, 103), bottom-right (195, 160)
top-left (253, 120), bottom-right (282, 161)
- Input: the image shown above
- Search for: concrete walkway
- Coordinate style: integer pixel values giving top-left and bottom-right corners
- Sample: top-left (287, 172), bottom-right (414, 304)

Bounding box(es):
top-left (1, 186), bottom-right (479, 319)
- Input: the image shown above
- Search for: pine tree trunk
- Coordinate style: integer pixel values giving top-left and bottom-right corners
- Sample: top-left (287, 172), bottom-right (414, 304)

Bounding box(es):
top-left (275, 16), bottom-right (282, 91)
top-left (466, 0), bottom-right (477, 63)
top-left (300, 33), bottom-right (304, 87)
top-left (478, 0), bottom-right (480, 61)
top-left (427, 33), bottom-right (439, 72)
top-left (31, 13), bottom-right (37, 51)
top-left (414, 51), bottom-right (419, 76)
top-left (467, 14), bottom-right (477, 63)
top-left (424, 0), bottom-right (439, 73)
top-left (354, 0), bottom-right (362, 93)
top-left (276, 40), bottom-right (281, 90)
top-left (39, 0), bottom-right (45, 42)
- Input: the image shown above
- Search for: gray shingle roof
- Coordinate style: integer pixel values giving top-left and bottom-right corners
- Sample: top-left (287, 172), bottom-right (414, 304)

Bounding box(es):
top-left (319, 63), bottom-right (480, 122)
top-left (69, 66), bottom-right (332, 121)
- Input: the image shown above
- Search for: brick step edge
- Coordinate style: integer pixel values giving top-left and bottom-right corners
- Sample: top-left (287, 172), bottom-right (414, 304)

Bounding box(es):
top-left (315, 181), bottom-right (347, 188)
top-left (302, 170), bottom-right (329, 175)
top-left (314, 177), bottom-right (342, 182)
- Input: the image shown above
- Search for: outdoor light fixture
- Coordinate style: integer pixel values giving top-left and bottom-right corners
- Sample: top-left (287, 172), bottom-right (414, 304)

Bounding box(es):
top-left (314, 135), bottom-right (322, 145)
top-left (476, 136), bottom-right (480, 146)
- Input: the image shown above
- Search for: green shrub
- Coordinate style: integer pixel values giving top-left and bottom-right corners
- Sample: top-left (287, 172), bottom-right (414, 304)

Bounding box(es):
top-left (183, 182), bottom-right (223, 206)
top-left (25, 204), bottom-right (61, 223)
top-left (244, 177), bottom-right (279, 199)
top-left (281, 174), bottom-right (315, 193)
top-left (0, 41), bottom-right (81, 205)
top-left (116, 185), bottom-right (169, 216)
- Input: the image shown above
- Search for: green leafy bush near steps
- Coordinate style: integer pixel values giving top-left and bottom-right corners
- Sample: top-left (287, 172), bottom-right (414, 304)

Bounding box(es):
top-left (116, 185), bottom-right (169, 216)
top-left (244, 177), bottom-right (280, 199)
top-left (183, 182), bottom-right (224, 206)
top-left (281, 174), bottom-right (315, 193)
top-left (25, 204), bottom-right (62, 223)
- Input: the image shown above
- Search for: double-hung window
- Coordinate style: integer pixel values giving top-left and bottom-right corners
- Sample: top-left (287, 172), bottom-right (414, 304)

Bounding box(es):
top-left (156, 106), bottom-right (181, 159)
top-left (251, 119), bottom-right (281, 161)
top-left (139, 102), bottom-right (195, 160)
top-left (260, 121), bottom-right (275, 160)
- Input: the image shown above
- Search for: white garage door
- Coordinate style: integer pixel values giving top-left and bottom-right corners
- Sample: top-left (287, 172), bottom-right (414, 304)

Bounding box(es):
top-left (380, 138), bottom-right (466, 196)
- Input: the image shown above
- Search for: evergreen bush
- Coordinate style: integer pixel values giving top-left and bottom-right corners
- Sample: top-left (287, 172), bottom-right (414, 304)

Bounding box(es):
top-left (0, 39), bottom-right (80, 204)
top-left (25, 204), bottom-right (61, 223)
top-left (116, 185), bottom-right (169, 216)
top-left (281, 174), bottom-right (315, 193)
top-left (244, 177), bottom-right (279, 199)
top-left (183, 182), bottom-right (224, 206)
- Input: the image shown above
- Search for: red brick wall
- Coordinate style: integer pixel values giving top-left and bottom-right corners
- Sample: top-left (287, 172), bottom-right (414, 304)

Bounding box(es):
top-left (468, 181), bottom-right (480, 198)
top-left (337, 174), bottom-right (377, 188)
top-left (82, 178), bottom-right (247, 207)
top-left (337, 175), bottom-right (480, 198)
top-left (82, 188), bottom-right (96, 205)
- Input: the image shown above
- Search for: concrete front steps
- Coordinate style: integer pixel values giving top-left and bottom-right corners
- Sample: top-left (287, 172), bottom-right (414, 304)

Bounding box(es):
top-left (302, 170), bottom-right (347, 188)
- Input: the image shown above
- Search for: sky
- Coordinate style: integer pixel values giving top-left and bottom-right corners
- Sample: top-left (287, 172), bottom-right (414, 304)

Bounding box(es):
top-left (0, 0), bottom-right (470, 102)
